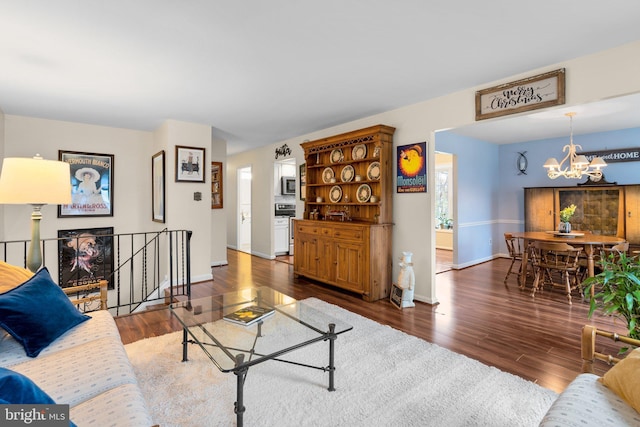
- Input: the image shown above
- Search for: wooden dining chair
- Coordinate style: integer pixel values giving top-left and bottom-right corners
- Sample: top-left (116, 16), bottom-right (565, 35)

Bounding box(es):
top-left (529, 241), bottom-right (583, 305)
top-left (503, 233), bottom-right (526, 285)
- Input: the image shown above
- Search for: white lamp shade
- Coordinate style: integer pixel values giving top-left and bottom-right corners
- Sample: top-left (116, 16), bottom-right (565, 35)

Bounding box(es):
top-left (574, 155), bottom-right (589, 167)
top-left (590, 157), bottom-right (607, 169)
top-left (543, 158), bottom-right (559, 168)
top-left (0, 157), bottom-right (72, 205)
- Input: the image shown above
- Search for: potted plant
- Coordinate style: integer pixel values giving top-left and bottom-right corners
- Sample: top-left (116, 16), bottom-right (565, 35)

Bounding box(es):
top-left (558, 204), bottom-right (576, 233)
top-left (583, 252), bottom-right (640, 347)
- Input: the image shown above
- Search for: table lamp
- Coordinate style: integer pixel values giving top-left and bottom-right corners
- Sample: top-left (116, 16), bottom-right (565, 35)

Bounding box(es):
top-left (0, 155), bottom-right (71, 272)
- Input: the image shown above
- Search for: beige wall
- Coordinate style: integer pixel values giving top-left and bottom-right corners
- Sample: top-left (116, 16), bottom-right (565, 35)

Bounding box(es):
top-left (227, 40), bottom-right (640, 304)
top-left (1, 116), bottom-right (218, 283)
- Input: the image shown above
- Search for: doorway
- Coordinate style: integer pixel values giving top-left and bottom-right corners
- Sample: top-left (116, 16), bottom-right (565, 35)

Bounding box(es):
top-left (435, 151), bottom-right (455, 273)
top-left (237, 166), bottom-right (252, 254)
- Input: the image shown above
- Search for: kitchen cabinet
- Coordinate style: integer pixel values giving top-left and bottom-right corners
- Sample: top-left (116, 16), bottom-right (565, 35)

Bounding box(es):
top-left (293, 124), bottom-right (395, 301)
top-left (274, 217), bottom-right (290, 255)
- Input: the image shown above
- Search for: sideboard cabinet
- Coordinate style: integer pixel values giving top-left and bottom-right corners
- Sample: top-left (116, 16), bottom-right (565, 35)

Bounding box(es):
top-left (294, 125), bottom-right (395, 301)
top-left (524, 184), bottom-right (640, 250)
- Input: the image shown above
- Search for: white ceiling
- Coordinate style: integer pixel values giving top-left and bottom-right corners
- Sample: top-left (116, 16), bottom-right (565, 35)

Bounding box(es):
top-left (1, 1), bottom-right (640, 155)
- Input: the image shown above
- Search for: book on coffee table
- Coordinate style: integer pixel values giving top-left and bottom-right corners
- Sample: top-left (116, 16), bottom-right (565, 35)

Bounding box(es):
top-left (223, 305), bottom-right (275, 326)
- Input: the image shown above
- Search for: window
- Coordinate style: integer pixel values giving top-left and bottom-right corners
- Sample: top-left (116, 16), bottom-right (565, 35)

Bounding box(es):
top-left (435, 164), bottom-right (452, 228)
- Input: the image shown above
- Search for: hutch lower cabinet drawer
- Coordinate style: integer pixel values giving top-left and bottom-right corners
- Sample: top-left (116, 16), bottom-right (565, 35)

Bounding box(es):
top-left (293, 220), bottom-right (392, 301)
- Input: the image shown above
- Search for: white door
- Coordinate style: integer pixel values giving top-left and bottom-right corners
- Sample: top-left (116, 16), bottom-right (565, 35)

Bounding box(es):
top-left (237, 166), bottom-right (252, 254)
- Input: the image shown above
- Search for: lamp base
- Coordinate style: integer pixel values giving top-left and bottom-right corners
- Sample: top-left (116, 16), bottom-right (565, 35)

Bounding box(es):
top-left (27, 205), bottom-right (43, 273)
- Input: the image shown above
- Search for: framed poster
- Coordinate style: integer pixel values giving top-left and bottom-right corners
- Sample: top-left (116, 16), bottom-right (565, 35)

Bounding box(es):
top-left (58, 151), bottom-right (114, 217)
top-left (397, 142), bottom-right (427, 193)
top-left (152, 150), bottom-right (165, 223)
top-left (58, 227), bottom-right (114, 290)
top-left (211, 161), bottom-right (223, 209)
top-left (175, 145), bottom-right (205, 182)
top-left (299, 163), bottom-right (306, 201)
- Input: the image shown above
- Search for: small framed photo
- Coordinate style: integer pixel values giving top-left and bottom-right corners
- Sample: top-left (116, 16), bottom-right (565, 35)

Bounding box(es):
top-left (390, 284), bottom-right (404, 310)
top-left (58, 150), bottom-right (114, 217)
top-left (152, 150), bottom-right (165, 223)
top-left (175, 145), bottom-right (205, 183)
top-left (211, 161), bottom-right (223, 209)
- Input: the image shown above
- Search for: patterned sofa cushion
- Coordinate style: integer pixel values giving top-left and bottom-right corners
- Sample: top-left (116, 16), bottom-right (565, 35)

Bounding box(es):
top-left (540, 373), bottom-right (640, 426)
top-left (0, 310), bottom-right (119, 368)
top-left (70, 383), bottom-right (153, 427)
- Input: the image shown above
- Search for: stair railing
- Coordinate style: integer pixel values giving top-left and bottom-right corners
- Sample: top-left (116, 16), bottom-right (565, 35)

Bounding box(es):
top-left (0, 229), bottom-right (192, 315)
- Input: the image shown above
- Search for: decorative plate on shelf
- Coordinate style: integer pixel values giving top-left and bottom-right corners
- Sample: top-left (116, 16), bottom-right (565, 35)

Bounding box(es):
top-left (341, 165), bottom-right (355, 182)
top-left (352, 144), bottom-right (367, 160)
top-left (322, 167), bottom-right (335, 183)
top-left (367, 162), bottom-right (381, 180)
top-left (329, 185), bottom-right (342, 203)
top-left (356, 184), bottom-right (371, 203)
top-left (330, 148), bottom-right (344, 163)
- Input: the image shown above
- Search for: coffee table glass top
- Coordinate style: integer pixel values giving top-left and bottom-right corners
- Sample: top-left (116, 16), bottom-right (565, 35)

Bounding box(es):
top-left (169, 287), bottom-right (352, 371)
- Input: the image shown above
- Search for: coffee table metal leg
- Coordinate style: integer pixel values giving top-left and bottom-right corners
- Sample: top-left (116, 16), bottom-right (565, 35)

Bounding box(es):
top-left (327, 323), bottom-right (336, 392)
top-left (181, 328), bottom-right (188, 362)
top-left (234, 354), bottom-right (247, 427)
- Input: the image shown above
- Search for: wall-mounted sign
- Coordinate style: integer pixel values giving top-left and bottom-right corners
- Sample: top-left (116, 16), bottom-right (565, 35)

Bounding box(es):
top-left (397, 142), bottom-right (427, 193)
top-left (275, 144), bottom-right (292, 159)
top-left (579, 147), bottom-right (640, 164)
top-left (475, 68), bottom-right (565, 121)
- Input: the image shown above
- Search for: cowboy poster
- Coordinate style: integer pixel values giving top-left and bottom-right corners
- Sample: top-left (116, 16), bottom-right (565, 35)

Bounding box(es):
top-left (58, 151), bottom-right (114, 217)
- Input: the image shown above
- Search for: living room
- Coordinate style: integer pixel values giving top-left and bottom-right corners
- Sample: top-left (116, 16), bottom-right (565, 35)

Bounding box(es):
top-left (2, 2), bottom-right (640, 426)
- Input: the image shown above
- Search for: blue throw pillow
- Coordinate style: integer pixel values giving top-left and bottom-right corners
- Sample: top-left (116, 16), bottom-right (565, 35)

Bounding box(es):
top-left (0, 366), bottom-right (56, 404)
top-left (0, 267), bottom-right (90, 357)
top-left (0, 367), bottom-right (77, 427)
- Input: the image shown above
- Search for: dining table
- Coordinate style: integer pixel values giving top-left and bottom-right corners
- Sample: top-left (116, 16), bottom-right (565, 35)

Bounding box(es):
top-left (511, 231), bottom-right (626, 291)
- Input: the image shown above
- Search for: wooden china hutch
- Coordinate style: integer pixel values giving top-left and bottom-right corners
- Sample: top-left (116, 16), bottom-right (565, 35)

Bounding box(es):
top-left (293, 125), bottom-right (395, 301)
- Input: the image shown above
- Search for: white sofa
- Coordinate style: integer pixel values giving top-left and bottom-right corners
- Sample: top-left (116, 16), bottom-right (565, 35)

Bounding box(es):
top-left (0, 278), bottom-right (154, 426)
top-left (540, 325), bottom-right (640, 427)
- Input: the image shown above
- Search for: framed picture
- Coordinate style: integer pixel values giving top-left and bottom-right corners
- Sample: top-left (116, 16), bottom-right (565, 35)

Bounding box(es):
top-left (175, 145), bottom-right (205, 182)
top-left (390, 284), bottom-right (404, 310)
top-left (299, 163), bottom-right (306, 201)
top-left (211, 161), bottom-right (223, 209)
top-left (58, 227), bottom-right (114, 290)
top-left (397, 142), bottom-right (427, 193)
top-left (475, 68), bottom-right (565, 121)
top-left (152, 150), bottom-right (165, 223)
top-left (58, 151), bottom-right (114, 217)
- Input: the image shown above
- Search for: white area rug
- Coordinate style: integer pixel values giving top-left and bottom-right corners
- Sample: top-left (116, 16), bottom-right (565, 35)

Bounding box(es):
top-left (125, 298), bottom-right (557, 426)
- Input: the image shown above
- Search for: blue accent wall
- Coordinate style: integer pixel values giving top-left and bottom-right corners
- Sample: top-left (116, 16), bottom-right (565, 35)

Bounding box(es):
top-left (436, 126), bottom-right (640, 266)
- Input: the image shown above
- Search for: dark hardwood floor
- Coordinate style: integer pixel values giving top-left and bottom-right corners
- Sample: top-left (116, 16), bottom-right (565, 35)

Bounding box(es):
top-left (115, 248), bottom-right (626, 394)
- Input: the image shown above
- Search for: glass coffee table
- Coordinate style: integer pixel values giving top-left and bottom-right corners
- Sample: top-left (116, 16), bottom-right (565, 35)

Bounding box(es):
top-left (169, 287), bottom-right (353, 426)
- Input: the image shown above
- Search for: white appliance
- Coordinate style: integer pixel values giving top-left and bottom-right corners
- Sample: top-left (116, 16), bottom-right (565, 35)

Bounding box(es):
top-left (274, 203), bottom-right (296, 255)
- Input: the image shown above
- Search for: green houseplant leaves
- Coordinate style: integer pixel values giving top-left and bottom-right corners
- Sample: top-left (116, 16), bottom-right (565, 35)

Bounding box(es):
top-left (583, 252), bottom-right (640, 344)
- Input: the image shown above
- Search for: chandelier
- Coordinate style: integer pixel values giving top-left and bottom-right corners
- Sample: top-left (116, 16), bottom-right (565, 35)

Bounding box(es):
top-left (543, 112), bottom-right (606, 180)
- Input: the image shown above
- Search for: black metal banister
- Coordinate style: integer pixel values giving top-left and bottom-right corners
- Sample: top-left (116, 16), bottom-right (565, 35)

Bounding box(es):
top-left (0, 229), bottom-right (192, 315)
